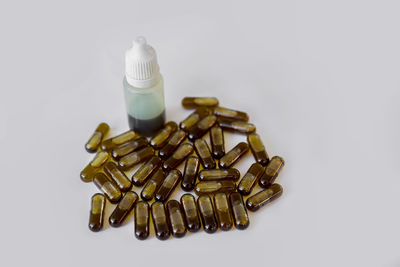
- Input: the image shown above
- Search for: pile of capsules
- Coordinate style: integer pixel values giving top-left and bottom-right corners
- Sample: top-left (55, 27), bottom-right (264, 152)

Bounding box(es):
top-left (81, 97), bottom-right (284, 240)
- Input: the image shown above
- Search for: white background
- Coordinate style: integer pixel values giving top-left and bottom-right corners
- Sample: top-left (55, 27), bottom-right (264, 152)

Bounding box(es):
top-left (0, 0), bottom-right (399, 266)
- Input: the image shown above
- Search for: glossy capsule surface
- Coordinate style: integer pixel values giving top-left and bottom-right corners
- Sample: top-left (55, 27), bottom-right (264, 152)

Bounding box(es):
top-left (104, 162), bottom-right (131, 192)
top-left (151, 202), bottom-right (170, 240)
top-left (246, 184), bottom-right (283, 212)
top-left (247, 133), bottom-right (269, 166)
top-left (93, 172), bottom-right (122, 203)
top-left (150, 121), bottom-right (178, 149)
top-left (194, 180), bottom-right (236, 195)
top-left (162, 142), bottom-right (193, 172)
top-left (210, 125), bottom-right (225, 159)
top-left (259, 156), bottom-right (285, 188)
top-left (141, 168), bottom-right (166, 201)
top-left (155, 170), bottom-right (182, 202)
top-left (182, 97), bottom-right (219, 109)
top-left (131, 156), bottom-right (162, 186)
top-left (181, 156), bottom-right (200, 191)
top-left (238, 163), bottom-right (265, 196)
top-left (179, 107), bottom-right (211, 132)
top-left (229, 192), bottom-right (249, 230)
top-left (109, 191), bottom-right (138, 227)
top-left (180, 194), bottom-right (201, 232)
top-left (111, 137), bottom-right (148, 160)
top-left (213, 107), bottom-right (249, 122)
top-left (219, 142), bottom-right (249, 169)
top-left (101, 130), bottom-right (137, 151)
top-left (118, 146), bottom-right (155, 170)
top-left (134, 201), bottom-right (150, 240)
top-left (198, 168), bottom-right (240, 181)
top-left (85, 123), bottom-right (110, 153)
top-left (80, 151), bottom-right (110, 182)
top-left (158, 130), bottom-right (186, 160)
top-left (218, 118), bottom-right (256, 134)
top-left (188, 115), bottom-right (217, 141)
top-left (194, 139), bottom-right (216, 169)
top-left (214, 193), bottom-right (233, 231)
top-left (88, 193), bottom-right (106, 232)
top-left (197, 195), bottom-right (218, 233)
top-left (166, 200), bottom-right (186, 237)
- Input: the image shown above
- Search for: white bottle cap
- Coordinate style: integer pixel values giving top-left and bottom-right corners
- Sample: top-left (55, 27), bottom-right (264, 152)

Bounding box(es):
top-left (125, 37), bottom-right (160, 88)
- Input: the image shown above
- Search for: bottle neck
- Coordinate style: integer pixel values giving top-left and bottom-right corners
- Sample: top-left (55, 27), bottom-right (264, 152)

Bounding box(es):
top-left (125, 72), bottom-right (161, 88)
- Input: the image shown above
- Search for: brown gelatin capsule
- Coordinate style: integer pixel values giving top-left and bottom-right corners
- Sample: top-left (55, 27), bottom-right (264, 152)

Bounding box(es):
top-left (218, 118), bottom-right (256, 134)
top-left (158, 130), bottom-right (187, 160)
top-left (150, 121), bottom-right (178, 149)
top-left (210, 125), bottom-right (225, 159)
top-left (238, 163), bottom-right (265, 196)
top-left (188, 115), bottom-right (217, 141)
top-left (151, 202), bottom-right (170, 240)
top-left (134, 201), bottom-right (150, 240)
top-left (181, 156), bottom-right (200, 191)
top-left (180, 194), bottom-right (201, 232)
top-left (198, 168), bottom-right (240, 181)
top-left (219, 142), bottom-right (249, 169)
top-left (229, 192), bottom-right (249, 230)
top-left (162, 142), bottom-right (193, 172)
top-left (155, 170), bottom-right (182, 202)
top-left (197, 195), bottom-right (218, 233)
top-left (118, 146), bottom-right (155, 170)
top-left (182, 97), bottom-right (219, 109)
top-left (179, 107), bottom-right (211, 132)
top-left (194, 180), bottom-right (236, 195)
top-left (88, 193), bottom-right (106, 232)
top-left (194, 139), bottom-right (216, 169)
top-left (141, 168), bottom-right (166, 201)
top-left (104, 162), bottom-right (131, 192)
top-left (80, 151), bottom-right (110, 182)
top-left (101, 130), bottom-right (137, 151)
top-left (246, 184), bottom-right (283, 212)
top-left (214, 193), bottom-right (233, 231)
top-left (247, 133), bottom-right (269, 166)
top-left (213, 107), bottom-right (249, 122)
top-left (259, 156), bottom-right (285, 188)
top-left (109, 191), bottom-right (138, 227)
top-left (111, 137), bottom-right (148, 160)
top-left (85, 123), bottom-right (110, 153)
top-left (131, 156), bottom-right (162, 186)
top-left (166, 200), bottom-right (186, 237)
top-left (93, 173), bottom-right (122, 204)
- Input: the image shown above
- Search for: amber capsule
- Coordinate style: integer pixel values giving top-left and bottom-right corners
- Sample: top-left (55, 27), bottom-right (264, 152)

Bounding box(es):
top-left (213, 107), bottom-right (249, 122)
top-left (155, 170), bottom-right (182, 202)
top-left (109, 191), bottom-right (138, 227)
top-left (246, 184), bottom-right (283, 212)
top-left (218, 118), bottom-right (256, 134)
top-left (85, 123), bottom-right (110, 153)
top-left (259, 156), bottom-right (285, 188)
top-left (238, 163), bottom-right (265, 196)
top-left (247, 133), bottom-right (269, 166)
top-left (88, 193), bottom-right (106, 232)
top-left (194, 139), bottom-right (216, 169)
top-left (194, 180), bottom-right (236, 195)
top-left (188, 115), bottom-right (217, 141)
top-left (198, 168), bottom-right (240, 181)
top-left (162, 142), bottom-right (193, 172)
top-left (179, 107), bottom-right (211, 132)
top-left (151, 202), bottom-right (170, 240)
top-left (182, 97), bottom-right (219, 109)
top-left (150, 121), bottom-right (178, 149)
top-left (80, 151), bottom-right (110, 182)
top-left (197, 195), bottom-right (218, 233)
top-left (103, 162), bottom-right (131, 192)
top-left (219, 142), bottom-right (249, 169)
top-left (93, 173), bottom-right (122, 203)
top-left (111, 137), bottom-right (148, 160)
top-left (181, 156), bottom-right (200, 191)
top-left (118, 146), bottom-right (155, 170)
top-left (180, 194), bottom-right (201, 232)
top-left (141, 168), bottom-right (166, 201)
top-left (101, 130), bottom-right (138, 151)
top-left (210, 125), bottom-right (225, 159)
top-left (158, 130), bottom-right (187, 160)
top-left (229, 192), bottom-right (249, 230)
top-left (214, 193), bottom-right (233, 231)
top-left (166, 200), bottom-right (186, 237)
top-left (131, 156), bottom-right (162, 186)
top-left (134, 201), bottom-right (150, 240)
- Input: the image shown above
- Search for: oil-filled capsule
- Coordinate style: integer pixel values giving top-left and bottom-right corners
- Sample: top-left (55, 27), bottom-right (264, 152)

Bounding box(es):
top-left (111, 137), bottom-right (148, 160)
top-left (188, 115), bottom-right (217, 141)
top-left (131, 156), bottom-right (162, 186)
top-left (218, 118), bottom-right (256, 134)
top-left (101, 130), bottom-right (138, 151)
top-left (210, 125), bottom-right (225, 159)
top-left (214, 193), bottom-right (233, 231)
top-left (134, 201), bottom-right (150, 240)
top-left (181, 156), bottom-right (200, 191)
top-left (246, 184), bottom-right (283, 212)
top-left (213, 107), bottom-right (249, 122)
top-left (150, 121), bottom-right (178, 149)
top-left (219, 142), bottom-right (249, 169)
top-left (180, 194), bottom-right (201, 232)
top-left (197, 195), bottom-right (218, 233)
top-left (80, 151), bottom-right (110, 182)
top-left (182, 97), bottom-right (219, 109)
top-left (162, 142), bottom-right (193, 172)
top-left (109, 191), bottom-right (138, 227)
top-left (103, 162), bottom-right (131, 192)
top-left (158, 130), bottom-right (186, 160)
top-left (155, 170), bottom-right (182, 202)
top-left (179, 107), bottom-right (211, 132)
top-left (198, 168), bottom-right (240, 181)
top-left (229, 192), bottom-right (249, 230)
top-left (194, 180), bottom-right (236, 195)
top-left (88, 193), bottom-right (106, 232)
top-left (259, 156), bottom-right (285, 188)
top-left (93, 172), bottom-right (122, 203)
top-left (166, 200), bottom-right (186, 237)
top-left (141, 168), bottom-right (166, 201)
top-left (151, 202), bottom-right (170, 240)
top-left (118, 146), bottom-right (155, 170)
top-left (238, 163), bottom-right (265, 196)
top-left (194, 138), bottom-right (216, 169)
top-left (247, 133), bottom-right (269, 166)
top-left (85, 123), bottom-right (110, 153)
